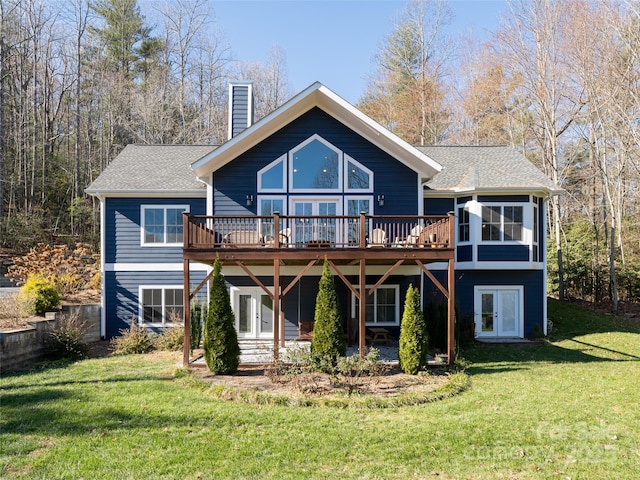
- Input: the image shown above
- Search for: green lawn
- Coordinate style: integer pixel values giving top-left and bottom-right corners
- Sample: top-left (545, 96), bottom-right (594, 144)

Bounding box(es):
top-left (2, 299), bottom-right (640, 479)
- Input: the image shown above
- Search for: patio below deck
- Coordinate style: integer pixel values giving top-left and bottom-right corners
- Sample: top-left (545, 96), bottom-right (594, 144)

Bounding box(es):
top-left (181, 212), bottom-right (456, 367)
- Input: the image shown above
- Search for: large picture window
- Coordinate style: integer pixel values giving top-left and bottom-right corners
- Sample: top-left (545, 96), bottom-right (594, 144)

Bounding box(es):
top-left (141, 205), bottom-right (188, 245)
top-left (290, 136), bottom-right (341, 191)
top-left (481, 205), bottom-right (523, 242)
top-left (139, 286), bottom-right (184, 324)
top-left (352, 285), bottom-right (400, 326)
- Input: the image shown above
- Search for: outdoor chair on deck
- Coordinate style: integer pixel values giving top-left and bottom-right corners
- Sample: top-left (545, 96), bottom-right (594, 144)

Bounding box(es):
top-left (368, 228), bottom-right (387, 247)
top-left (224, 230), bottom-right (262, 247)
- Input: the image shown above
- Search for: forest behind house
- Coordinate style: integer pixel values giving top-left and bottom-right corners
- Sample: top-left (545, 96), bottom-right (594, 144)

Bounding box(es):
top-left (1, 0), bottom-right (639, 311)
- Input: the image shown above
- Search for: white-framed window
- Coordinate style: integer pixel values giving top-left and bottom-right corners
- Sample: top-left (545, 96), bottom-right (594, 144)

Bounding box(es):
top-left (258, 196), bottom-right (286, 216)
top-left (258, 155), bottom-right (286, 192)
top-left (139, 286), bottom-right (184, 325)
top-left (344, 154), bottom-right (373, 192)
top-left (141, 205), bottom-right (189, 246)
top-left (289, 134), bottom-right (343, 192)
top-left (458, 205), bottom-right (470, 243)
top-left (345, 195), bottom-right (373, 243)
top-left (481, 205), bottom-right (523, 242)
top-left (351, 285), bottom-right (400, 326)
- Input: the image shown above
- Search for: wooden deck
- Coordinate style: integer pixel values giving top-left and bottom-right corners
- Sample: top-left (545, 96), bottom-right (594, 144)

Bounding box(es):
top-left (181, 212), bottom-right (456, 367)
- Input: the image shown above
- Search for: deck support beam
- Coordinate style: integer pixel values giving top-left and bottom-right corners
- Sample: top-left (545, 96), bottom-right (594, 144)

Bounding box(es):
top-left (274, 259), bottom-right (281, 357)
top-left (359, 259), bottom-right (366, 358)
top-left (182, 258), bottom-right (191, 366)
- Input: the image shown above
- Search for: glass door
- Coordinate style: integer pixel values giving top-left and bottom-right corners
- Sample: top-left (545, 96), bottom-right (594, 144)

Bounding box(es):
top-left (475, 287), bottom-right (522, 338)
top-left (234, 289), bottom-right (274, 339)
top-left (292, 199), bottom-right (338, 246)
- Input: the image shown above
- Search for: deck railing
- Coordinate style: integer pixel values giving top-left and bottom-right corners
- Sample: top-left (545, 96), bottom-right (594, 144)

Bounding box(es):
top-left (184, 212), bottom-right (453, 250)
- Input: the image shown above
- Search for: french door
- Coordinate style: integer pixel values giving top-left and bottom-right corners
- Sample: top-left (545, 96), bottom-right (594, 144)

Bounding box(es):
top-left (291, 199), bottom-right (339, 245)
top-left (474, 286), bottom-right (523, 338)
top-left (233, 288), bottom-right (274, 339)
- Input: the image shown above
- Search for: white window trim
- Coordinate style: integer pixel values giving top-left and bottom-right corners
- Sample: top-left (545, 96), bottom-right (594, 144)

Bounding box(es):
top-left (457, 204), bottom-right (471, 245)
top-left (138, 285), bottom-right (184, 326)
top-left (480, 203), bottom-right (528, 245)
top-left (289, 134), bottom-right (343, 193)
top-left (344, 195), bottom-right (374, 216)
top-left (140, 204), bottom-right (189, 247)
top-left (257, 195), bottom-right (288, 215)
top-left (289, 196), bottom-right (343, 216)
top-left (344, 154), bottom-right (373, 193)
top-left (257, 154), bottom-right (286, 192)
top-left (351, 284), bottom-right (400, 326)
top-left (473, 285), bottom-right (524, 338)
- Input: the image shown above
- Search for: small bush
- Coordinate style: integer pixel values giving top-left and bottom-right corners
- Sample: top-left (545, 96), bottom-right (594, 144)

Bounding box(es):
top-left (399, 284), bottom-right (428, 374)
top-left (111, 319), bottom-right (155, 354)
top-left (20, 275), bottom-right (61, 314)
top-left (0, 293), bottom-right (32, 326)
top-left (154, 326), bottom-right (185, 351)
top-left (44, 313), bottom-right (88, 360)
top-left (190, 301), bottom-right (203, 351)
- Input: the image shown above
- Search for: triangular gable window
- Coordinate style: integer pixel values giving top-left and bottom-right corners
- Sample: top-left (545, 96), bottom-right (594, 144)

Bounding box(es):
top-left (258, 154), bottom-right (286, 192)
top-left (345, 155), bottom-right (373, 192)
top-left (290, 135), bottom-right (342, 192)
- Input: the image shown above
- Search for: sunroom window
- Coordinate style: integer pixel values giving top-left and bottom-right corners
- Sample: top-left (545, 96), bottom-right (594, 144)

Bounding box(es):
top-left (481, 205), bottom-right (523, 242)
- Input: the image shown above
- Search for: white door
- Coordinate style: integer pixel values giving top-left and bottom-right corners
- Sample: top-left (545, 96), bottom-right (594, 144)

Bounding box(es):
top-left (475, 287), bottom-right (523, 338)
top-left (234, 288), bottom-right (274, 339)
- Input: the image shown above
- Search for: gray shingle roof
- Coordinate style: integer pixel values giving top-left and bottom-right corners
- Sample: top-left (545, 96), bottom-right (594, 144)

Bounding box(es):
top-left (85, 145), bottom-right (217, 195)
top-left (417, 146), bottom-right (559, 193)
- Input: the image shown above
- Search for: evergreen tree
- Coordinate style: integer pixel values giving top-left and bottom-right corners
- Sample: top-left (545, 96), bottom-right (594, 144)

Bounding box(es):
top-left (399, 284), bottom-right (429, 374)
top-left (311, 259), bottom-right (346, 364)
top-left (203, 257), bottom-right (240, 374)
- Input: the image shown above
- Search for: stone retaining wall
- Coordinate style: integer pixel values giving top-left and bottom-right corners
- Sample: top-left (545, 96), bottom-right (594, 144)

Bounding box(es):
top-left (0, 304), bottom-right (101, 374)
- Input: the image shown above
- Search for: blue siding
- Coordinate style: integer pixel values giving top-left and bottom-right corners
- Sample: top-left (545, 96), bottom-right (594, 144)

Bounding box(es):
top-left (478, 245), bottom-right (529, 261)
top-left (423, 269), bottom-right (545, 337)
top-left (457, 244), bottom-right (473, 262)
top-left (457, 196), bottom-right (472, 204)
top-left (104, 197), bottom-right (206, 264)
top-left (230, 84), bottom-right (251, 137)
top-left (424, 198), bottom-right (454, 215)
top-left (213, 107), bottom-right (419, 216)
top-left (104, 270), bottom-right (208, 338)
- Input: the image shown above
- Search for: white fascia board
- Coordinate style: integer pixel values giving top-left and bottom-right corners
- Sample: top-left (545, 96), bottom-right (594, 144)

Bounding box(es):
top-left (423, 187), bottom-right (562, 198)
top-left (85, 190), bottom-right (206, 199)
top-left (192, 82), bottom-right (442, 179)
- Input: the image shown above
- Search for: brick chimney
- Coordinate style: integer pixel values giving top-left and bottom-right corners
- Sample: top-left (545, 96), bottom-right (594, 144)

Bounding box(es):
top-left (228, 82), bottom-right (254, 139)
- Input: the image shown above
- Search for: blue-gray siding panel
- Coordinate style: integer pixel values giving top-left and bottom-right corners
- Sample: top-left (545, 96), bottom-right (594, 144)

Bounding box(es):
top-left (213, 107), bottom-right (419, 216)
top-left (457, 244), bottom-right (473, 262)
top-left (478, 245), bottom-right (529, 262)
top-left (104, 270), bottom-right (208, 338)
top-left (423, 269), bottom-right (544, 337)
top-left (231, 85), bottom-right (251, 137)
top-left (104, 197), bottom-right (205, 264)
top-left (424, 198), bottom-right (454, 215)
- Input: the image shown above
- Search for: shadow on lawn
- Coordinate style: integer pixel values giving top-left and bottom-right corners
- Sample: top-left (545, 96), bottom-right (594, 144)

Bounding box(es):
top-left (463, 298), bottom-right (640, 375)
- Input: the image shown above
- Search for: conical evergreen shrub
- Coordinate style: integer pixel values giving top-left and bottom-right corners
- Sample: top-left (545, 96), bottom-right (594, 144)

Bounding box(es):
top-left (399, 284), bottom-right (429, 374)
top-left (311, 259), bottom-right (346, 365)
top-left (203, 257), bottom-right (240, 374)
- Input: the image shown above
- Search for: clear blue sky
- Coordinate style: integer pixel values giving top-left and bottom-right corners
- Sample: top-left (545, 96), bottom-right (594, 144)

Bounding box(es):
top-left (213, 0), bottom-right (506, 104)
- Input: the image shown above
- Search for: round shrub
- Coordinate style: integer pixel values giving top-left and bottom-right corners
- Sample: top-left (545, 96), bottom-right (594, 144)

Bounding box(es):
top-left (20, 275), bottom-right (61, 314)
top-left (111, 320), bottom-right (155, 354)
top-left (154, 326), bottom-right (185, 351)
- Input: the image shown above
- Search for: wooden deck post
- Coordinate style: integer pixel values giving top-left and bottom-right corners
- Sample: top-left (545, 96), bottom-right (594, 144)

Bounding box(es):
top-left (273, 259), bottom-right (280, 360)
top-left (182, 258), bottom-right (191, 366)
top-left (359, 258), bottom-right (366, 358)
top-left (447, 211), bottom-right (456, 365)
